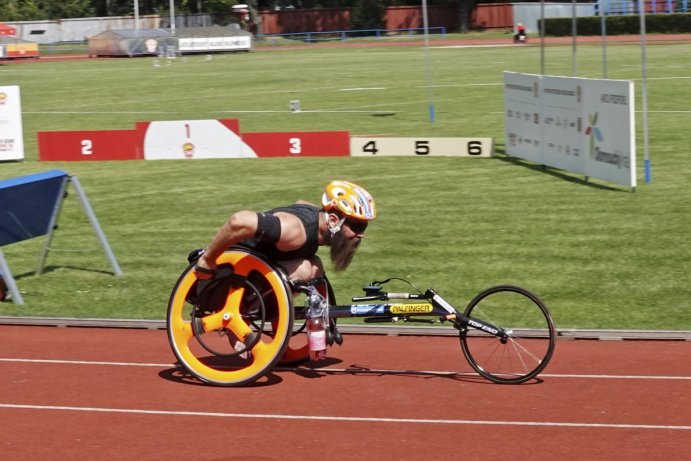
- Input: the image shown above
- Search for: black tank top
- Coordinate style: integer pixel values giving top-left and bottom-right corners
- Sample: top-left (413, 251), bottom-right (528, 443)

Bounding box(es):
top-left (239, 204), bottom-right (320, 260)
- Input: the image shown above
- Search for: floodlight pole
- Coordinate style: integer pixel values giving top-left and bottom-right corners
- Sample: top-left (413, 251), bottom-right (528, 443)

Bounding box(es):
top-left (572, 0), bottom-right (578, 76)
top-left (600, 0), bottom-right (608, 78)
top-left (540, 0), bottom-right (545, 75)
top-left (134, 0), bottom-right (139, 30)
top-left (421, 0), bottom-right (435, 123)
top-left (639, 0), bottom-right (651, 183)
top-left (170, 0), bottom-right (176, 35)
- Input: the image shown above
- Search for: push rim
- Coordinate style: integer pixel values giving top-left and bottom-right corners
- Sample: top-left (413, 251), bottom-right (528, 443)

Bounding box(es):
top-left (167, 248), bottom-right (294, 386)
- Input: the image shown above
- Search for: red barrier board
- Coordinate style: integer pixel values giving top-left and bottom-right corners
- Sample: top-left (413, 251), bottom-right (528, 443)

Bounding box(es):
top-left (242, 131), bottom-right (350, 157)
top-left (38, 122), bottom-right (349, 160)
top-left (38, 130), bottom-right (138, 161)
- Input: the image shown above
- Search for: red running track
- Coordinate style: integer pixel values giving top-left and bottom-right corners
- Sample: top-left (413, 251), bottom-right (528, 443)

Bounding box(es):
top-left (1, 325), bottom-right (690, 460)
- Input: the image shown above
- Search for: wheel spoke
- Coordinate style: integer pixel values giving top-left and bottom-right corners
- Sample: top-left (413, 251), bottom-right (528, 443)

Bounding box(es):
top-left (460, 286), bottom-right (555, 384)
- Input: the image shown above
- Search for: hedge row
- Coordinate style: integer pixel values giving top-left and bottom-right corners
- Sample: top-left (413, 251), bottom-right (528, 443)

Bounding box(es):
top-left (542, 13), bottom-right (691, 36)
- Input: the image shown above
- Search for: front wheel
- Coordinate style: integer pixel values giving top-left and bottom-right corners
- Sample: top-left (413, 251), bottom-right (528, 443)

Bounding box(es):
top-left (459, 285), bottom-right (556, 384)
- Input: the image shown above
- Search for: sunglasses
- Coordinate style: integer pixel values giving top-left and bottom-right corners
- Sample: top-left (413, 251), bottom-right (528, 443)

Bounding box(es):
top-left (345, 219), bottom-right (368, 234)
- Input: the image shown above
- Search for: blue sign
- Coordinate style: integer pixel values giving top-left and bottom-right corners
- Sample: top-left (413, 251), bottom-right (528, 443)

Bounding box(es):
top-left (350, 304), bottom-right (386, 315)
top-left (0, 169), bottom-right (68, 246)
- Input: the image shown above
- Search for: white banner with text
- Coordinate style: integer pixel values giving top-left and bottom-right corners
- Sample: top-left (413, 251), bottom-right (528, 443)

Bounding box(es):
top-left (504, 72), bottom-right (635, 188)
top-left (0, 85), bottom-right (25, 161)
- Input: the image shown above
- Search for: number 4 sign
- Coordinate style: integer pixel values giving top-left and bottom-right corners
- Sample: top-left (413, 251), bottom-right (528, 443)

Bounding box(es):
top-left (350, 137), bottom-right (494, 157)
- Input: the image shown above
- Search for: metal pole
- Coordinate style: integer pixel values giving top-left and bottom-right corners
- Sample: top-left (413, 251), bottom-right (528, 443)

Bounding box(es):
top-left (421, 0), bottom-right (435, 123)
top-left (540, 0), bottom-right (545, 75)
top-left (69, 176), bottom-right (123, 276)
top-left (134, 0), bottom-right (139, 30)
top-left (600, 0), bottom-right (608, 78)
top-left (639, 0), bottom-right (651, 183)
top-left (0, 249), bottom-right (24, 305)
top-left (572, 0), bottom-right (578, 76)
top-left (169, 0), bottom-right (176, 35)
top-left (36, 176), bottom-right (69, 275)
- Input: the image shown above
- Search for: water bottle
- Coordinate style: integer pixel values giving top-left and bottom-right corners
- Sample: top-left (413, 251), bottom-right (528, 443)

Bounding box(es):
top-left (307, 316), bottom-right (327, 361)
top-left (306, 286), bottom-right (327, 360)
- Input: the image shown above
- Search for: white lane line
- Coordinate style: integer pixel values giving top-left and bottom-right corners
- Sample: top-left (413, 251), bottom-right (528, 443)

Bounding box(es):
top-left (26, 109), bottom-right (397, 115)
top-left (1, 403), bottom-right (689, 430)
top-left (1, 358), bottom-right (690, 381)
top-left (436, 44), bottom-right (516, 49)
top-left (340, 87), bottom-right (386, 91)
top-left (25, 111), bottom-right (181, 114)
top-left (489, 110), bottom-right (691, 114)
top-left (542, 373), bottom-right (691, 380)
top-left (219, 109), bottom-right (393, 113)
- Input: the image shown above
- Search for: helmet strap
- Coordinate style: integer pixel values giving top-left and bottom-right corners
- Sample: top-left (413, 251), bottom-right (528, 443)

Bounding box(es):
top-left (329, 216), bottom-right (346, 235)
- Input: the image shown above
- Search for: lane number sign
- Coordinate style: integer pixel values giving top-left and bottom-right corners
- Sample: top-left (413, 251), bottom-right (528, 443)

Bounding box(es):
top-left (350, 137), bottom-right (494, 157)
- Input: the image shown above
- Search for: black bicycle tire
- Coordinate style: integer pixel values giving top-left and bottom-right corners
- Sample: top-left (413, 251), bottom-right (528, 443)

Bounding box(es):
top-left (459, 285), bottom-right (556, 384)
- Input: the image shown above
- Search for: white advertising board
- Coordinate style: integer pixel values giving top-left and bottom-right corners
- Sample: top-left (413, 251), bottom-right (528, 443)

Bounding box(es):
top-left (541, 75), bottom-right (584, 173)
top-left (503, 72), bottom-right (636, 188)
top-left (504, 72), bottom-right (542, 164)
top-left (142, 119), bottom-right (257, 160)
top-left (0, 85), bottom-right (25, 161)
top-left (177, 36), bottom-right (251, 52)
top-left (582, 79), bottom-right (636, 188)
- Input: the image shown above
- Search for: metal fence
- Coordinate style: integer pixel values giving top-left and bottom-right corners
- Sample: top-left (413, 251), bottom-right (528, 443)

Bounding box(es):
top-left (255, 27), bottom-right (447, 45)
top-left (6, 14), bottom-right (213, 44)
top-left (596, 0), bottom-right (689, 14)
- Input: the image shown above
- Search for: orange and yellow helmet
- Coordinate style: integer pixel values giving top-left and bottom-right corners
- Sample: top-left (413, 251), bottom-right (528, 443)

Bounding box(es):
top-left (321, 180), bottom-right (376, 221)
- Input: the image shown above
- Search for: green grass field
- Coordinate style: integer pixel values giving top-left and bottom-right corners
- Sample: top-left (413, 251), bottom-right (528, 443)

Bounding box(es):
top-left (1, 39), bottom-right (689, 330)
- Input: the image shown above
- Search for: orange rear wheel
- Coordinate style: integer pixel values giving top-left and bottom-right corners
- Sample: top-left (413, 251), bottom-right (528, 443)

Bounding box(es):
top-left (167, 248), bottom-right (294, 387)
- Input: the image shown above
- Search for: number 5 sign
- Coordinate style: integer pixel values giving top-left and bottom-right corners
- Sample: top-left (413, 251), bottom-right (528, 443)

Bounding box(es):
top-left (350, 137), bottom-right (494, 157)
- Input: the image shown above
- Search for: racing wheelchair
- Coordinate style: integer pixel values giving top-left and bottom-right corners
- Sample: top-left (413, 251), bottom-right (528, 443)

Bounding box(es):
top-left (167, 247), bottom-right (556, 387)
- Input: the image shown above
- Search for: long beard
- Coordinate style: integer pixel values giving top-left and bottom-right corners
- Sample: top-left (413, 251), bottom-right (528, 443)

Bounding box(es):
top-left (329, 231), bottom-right (360, 272)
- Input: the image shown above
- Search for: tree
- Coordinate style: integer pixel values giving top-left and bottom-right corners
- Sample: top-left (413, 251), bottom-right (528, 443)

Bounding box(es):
top-left (44, 0), bottom-right (95, 19)
top-left (368, 0), bottom-right (477, 33)
top-left (0, 0), bottom-right (94, 20)
top-left (455, 0), bottom-right (476, 33)
top-left (0, 0), bottom-right (43, 20)
top-left (0, 0), bottom-right (478, 33)
top-left (350, 0), bottom-right (385, 32)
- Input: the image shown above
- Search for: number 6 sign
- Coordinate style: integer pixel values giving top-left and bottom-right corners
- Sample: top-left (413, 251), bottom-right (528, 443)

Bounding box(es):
top-left (350, 137), bottom-right (494, 157)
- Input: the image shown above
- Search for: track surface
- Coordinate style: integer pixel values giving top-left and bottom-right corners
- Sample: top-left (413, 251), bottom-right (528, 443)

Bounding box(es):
top-left (1, 325), bottom-right (690, 460)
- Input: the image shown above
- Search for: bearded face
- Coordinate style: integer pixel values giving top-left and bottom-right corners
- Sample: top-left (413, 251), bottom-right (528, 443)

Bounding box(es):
top-left (329, 226), bottom-right (361, 272)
